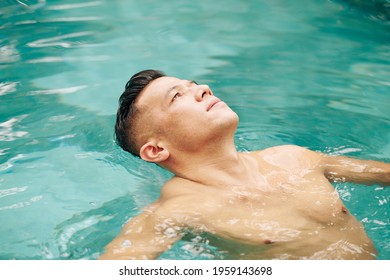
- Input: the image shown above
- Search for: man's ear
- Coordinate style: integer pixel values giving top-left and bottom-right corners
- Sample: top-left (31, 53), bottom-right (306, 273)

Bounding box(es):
top-left (139, 141), bottom-right (169, 163)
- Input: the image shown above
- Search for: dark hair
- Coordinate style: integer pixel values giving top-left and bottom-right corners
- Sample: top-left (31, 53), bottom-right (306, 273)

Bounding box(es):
top-left (115, 69), bottom-right (166, 157)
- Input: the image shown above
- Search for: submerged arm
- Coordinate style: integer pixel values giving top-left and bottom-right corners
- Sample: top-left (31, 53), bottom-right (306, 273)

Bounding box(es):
top-left (99, 204), bottom-right (183, 260)
top-left (323, 155), bottom-right (390, 186)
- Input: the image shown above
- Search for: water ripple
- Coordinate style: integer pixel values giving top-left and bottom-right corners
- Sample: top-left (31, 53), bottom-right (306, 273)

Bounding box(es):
top-left (0, 186), bottom-right (28, 199)
top-left (0, 195), bottom-right (43, 211)
top-left (27, 31), bottom-right (95, 48)
top-left (47, 1), bottom-right (103, 11)
top-left (26, 55), bottom-right (109, 63)
top-left (0, 115), bottom-right (29, 142)
top-left (28, 85), bottom-right (87, 95)
top-left (0, 43), bottom-right (20, 64)
top-left (0, 82), bottom-right (17, 96)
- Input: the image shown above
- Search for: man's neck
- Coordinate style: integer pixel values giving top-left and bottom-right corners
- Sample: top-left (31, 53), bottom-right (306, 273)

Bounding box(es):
top-left (162, 141), bottom-right (258, 187)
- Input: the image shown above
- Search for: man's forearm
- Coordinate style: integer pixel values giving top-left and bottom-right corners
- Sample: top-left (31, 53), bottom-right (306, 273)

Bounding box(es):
top-left (324, 156), bottom-right (390, 186)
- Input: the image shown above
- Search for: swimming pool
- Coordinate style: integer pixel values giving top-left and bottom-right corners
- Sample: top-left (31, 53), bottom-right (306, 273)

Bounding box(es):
top-left (0, 0), bottom-right (389, 260)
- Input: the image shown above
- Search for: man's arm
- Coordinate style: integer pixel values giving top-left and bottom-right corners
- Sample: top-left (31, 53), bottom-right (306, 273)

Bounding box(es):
top-left (99, 205), bottom-right (182, 260)
top-left (261, 145), bottom-right (389, 186)
top-left (322, 155), bottom-right (390, 186)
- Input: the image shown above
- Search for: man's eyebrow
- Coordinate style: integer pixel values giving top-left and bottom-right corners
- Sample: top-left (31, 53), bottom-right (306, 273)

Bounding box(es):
top-left (166, 85), bottom-right (179, 95)
top-left (165, 80), bottom-right (198, 95)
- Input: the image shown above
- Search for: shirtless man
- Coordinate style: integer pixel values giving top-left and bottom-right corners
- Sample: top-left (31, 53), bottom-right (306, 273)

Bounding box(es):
top-left (100, 70), bottom-right (390, 260)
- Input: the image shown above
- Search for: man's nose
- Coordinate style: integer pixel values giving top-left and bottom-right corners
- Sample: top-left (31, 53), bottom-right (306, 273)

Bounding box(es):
top-left (195, 85), bottom-right (213, 101)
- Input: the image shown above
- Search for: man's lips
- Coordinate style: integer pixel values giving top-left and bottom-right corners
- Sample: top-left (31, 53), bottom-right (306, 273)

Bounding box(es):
top-left (207, 98), bottom-right (222, 111)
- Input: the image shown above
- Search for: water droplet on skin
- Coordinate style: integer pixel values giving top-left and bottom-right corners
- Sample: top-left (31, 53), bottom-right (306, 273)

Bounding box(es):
top-left (121, 240), bottom-right (132, 247)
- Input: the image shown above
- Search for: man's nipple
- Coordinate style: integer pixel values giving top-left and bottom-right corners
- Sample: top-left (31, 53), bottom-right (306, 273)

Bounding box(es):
top-left (264, 239), bottom-right (275, 245)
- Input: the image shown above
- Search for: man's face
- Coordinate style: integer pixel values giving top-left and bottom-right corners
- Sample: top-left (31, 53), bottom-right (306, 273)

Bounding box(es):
top-left (135, 76), bottom-right (239, 153)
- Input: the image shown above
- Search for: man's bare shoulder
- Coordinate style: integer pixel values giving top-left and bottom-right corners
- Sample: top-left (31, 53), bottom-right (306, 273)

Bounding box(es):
top-left (158, 176), bottom-right (201, 207)
top-left (251, 144), bottom-right (323, 168)
top-left (153, 177), bottom-right (205, 224)
top-left (255, 144), bottom-right (317, 156)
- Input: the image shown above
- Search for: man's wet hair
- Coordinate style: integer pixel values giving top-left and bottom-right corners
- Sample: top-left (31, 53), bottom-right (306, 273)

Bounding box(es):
top-left (115, 69), bottom-right (166, 157)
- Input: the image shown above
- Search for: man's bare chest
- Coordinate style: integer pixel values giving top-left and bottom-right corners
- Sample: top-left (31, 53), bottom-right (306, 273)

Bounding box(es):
top-left (185, 177), bottom-right (347, 245)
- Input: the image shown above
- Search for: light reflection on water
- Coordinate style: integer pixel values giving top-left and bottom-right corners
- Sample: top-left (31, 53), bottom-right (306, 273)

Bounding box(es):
top-left (0, 0), bottom-right (389, 259)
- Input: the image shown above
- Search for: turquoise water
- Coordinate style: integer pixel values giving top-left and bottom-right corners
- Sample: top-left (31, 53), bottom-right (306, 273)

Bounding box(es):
top-left (0, 0), bottom-right (389, 260)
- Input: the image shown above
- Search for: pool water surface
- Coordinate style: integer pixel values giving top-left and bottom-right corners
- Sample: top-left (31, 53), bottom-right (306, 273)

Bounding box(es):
top-left (0, 0), bottom-right (389, 259)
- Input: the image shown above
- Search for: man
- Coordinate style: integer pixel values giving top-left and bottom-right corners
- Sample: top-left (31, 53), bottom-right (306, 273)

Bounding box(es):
top-left (100, 69), bottom-right (389, 260)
